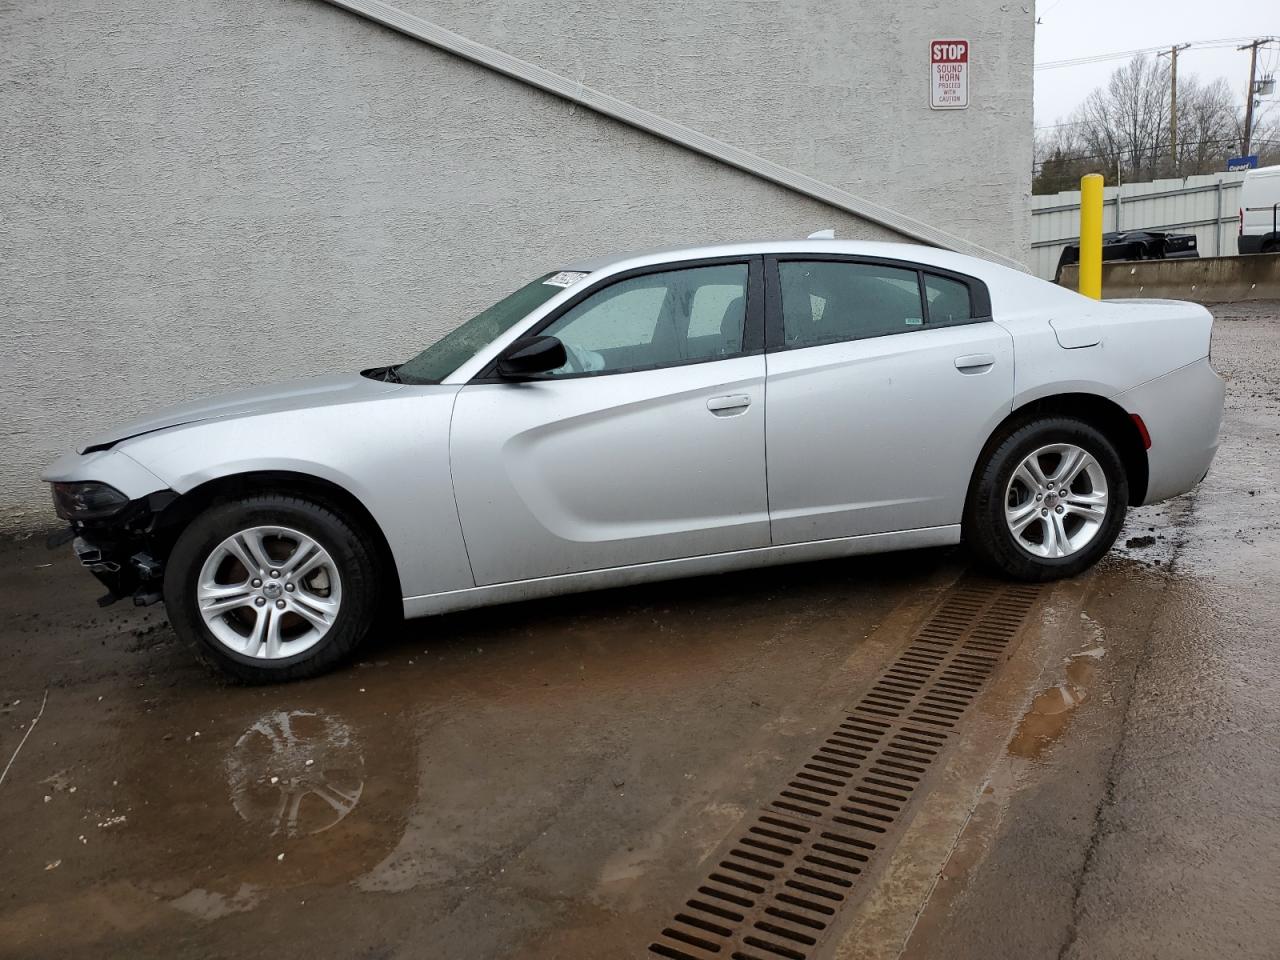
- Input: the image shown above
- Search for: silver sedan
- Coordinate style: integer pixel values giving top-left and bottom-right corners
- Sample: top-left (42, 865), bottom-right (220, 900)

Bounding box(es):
top-left (43, 239), bottom-right (1225, 682)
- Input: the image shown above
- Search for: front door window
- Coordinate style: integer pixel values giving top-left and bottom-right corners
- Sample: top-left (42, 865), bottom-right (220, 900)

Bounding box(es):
top-left (539, 264), bottom-right (749, 376)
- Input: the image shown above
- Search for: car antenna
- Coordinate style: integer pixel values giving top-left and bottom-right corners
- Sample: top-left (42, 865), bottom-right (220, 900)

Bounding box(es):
top-left (806, 229), bottom-right (835, 239)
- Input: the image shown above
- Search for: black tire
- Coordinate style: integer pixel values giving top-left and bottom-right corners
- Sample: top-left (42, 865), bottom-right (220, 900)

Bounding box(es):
top-left (964, 417), bottom-right (1128, 582)
top-left (163, 494), bottom-right (379, 683)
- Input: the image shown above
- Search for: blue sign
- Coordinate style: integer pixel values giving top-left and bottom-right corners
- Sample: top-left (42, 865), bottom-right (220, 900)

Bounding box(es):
top-left (1227, 155), bottom-right (1259, 171)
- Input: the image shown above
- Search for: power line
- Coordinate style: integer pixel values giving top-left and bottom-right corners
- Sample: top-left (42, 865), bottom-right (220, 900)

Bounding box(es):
top-left (1036, 37), bottom-right (1280, 135)
top-left (1036, 120), bottom-right (1090, 130)
top-left (1036, 37), bottom-right (1265, 71)
top-left (1033, 136), bottom-right (1280, 161)
top-left (1032, 137), bottom-right (1280, 170)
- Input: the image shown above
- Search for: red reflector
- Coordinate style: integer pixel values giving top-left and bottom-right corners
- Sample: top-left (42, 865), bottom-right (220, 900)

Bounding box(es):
top-left (1131, 413), bottom-right (1152, 450)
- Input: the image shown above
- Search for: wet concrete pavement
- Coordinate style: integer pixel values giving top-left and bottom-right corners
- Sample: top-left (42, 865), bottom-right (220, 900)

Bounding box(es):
top-left (0, 534), bottom-right (960, 959)
top-left (2, 303), bottom-right (1278, 960)
top-left (895, 302), bottom-right (1280, 960)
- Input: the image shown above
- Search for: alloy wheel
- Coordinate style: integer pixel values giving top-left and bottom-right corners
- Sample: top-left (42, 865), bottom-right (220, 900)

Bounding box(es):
top-left (1004, 443), bottom-right (1109, 559)
top-left (195, 525), bottom-right (342, 660)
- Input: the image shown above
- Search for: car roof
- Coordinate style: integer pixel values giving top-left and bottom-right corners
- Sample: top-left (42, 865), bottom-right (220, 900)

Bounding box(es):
top-left (560, 239), bottom-right (1027, 281)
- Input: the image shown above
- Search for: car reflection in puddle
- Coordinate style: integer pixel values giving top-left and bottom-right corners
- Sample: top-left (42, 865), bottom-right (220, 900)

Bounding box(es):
top-left (225, 709), bottom-right (364, 839)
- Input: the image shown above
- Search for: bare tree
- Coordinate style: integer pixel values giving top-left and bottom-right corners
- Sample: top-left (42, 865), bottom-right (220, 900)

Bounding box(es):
top-left (1032, 124), bottom-right (1089, 195)
top-left (1034, 54), bottom-right (1279, 194)
top-left (1074, 54), bottom-right (1170, 182)
top-left (1176, 77), bottom-right (1239, 174)
top-left (1256, 114), bottom-right (1280, 165)
top-left (1236, 101), bottom-right (1280, 165)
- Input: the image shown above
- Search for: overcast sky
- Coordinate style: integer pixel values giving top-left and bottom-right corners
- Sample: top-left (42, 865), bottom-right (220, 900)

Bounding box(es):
top-left (1034, 0), bottom-right (1278, 134)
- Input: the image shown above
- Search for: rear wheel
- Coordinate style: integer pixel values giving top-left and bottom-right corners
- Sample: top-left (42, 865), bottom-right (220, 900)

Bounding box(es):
top-left (965, 417), bottom-right (1128, 581)
top-left (164, 494), bottom-right (379, 682)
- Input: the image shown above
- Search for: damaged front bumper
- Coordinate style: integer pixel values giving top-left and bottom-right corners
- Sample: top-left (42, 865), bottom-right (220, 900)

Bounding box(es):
top-left (42, 448), bottom-right (180, 607)
top-left (51, 490), bottom-right (178, 607)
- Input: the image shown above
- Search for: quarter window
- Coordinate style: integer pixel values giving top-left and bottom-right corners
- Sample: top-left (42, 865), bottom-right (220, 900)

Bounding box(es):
top-left (539, 264), bottom-right (749, 376)
top-left (924, 274), bottom-right (973, 323)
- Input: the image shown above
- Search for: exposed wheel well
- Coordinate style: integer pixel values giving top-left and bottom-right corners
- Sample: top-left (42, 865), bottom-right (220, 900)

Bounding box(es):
top-left (154, 471), bottom-right (402, 605)
top-left (966, 393), bottom-right (1149, 513)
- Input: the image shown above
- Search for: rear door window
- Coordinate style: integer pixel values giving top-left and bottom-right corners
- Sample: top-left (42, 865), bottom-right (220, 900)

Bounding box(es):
top-left (778, 261), bottom-right (925, 347)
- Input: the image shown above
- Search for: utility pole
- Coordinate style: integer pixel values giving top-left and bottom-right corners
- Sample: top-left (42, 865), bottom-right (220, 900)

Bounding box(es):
top-left (1239, 38), bottom-right (1276, 157)
top-left (1159, 44), bottom-right (1190, 174)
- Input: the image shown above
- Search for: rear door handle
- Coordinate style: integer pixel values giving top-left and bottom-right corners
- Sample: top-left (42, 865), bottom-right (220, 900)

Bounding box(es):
top-left (707, 394), bottom-right (751, 416)
top-left (954, 353), bottom-right (996, 372)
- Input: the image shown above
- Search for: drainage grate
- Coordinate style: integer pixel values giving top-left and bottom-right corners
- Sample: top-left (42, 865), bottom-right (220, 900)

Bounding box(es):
top-left (648, 579), bottom-right (1041, 960)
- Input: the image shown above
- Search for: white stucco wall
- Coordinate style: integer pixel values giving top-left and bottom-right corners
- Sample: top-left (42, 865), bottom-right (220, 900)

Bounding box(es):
top-left (391, 0), bottom-right (1034, 257)
top-left (0, 0), bottom-right (1031, 532)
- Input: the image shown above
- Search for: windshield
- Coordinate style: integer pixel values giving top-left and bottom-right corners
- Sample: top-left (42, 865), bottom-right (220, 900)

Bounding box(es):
top-left (394, 273), bottom-right (569, 384)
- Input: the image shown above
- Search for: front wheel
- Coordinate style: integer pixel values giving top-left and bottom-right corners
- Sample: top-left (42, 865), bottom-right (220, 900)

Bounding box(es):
top-left (965, 417), bottom-right (1129, 581)
top-left (164, 494), bottom-right (379, 682)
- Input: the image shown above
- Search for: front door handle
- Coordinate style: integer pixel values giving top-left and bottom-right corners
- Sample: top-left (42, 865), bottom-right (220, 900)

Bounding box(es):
top-left (707, 394), bottom-right (751, 416)
top-left (954, 353), bottom-right (996, 373)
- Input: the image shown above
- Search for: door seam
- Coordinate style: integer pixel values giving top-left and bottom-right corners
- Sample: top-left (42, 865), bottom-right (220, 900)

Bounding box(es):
top-left (445, 387), bottom-right (480, 587)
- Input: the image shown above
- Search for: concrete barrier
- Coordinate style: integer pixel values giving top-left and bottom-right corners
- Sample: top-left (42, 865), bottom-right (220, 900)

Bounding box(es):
top-left (1056, 253), bottom-right (1280, 302)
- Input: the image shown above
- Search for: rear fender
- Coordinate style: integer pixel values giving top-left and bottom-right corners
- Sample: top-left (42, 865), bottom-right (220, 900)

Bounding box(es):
top-left (1117, 358), bottom-right (1224, 505)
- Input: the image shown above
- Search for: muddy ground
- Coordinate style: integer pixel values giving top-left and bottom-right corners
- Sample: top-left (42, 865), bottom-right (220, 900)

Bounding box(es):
top-left (2, 303), bottom-right (1277, 960)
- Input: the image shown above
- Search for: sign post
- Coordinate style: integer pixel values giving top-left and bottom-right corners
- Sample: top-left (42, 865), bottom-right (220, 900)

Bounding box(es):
top-left (1227, 155), bottom-right (1259, 172)
top-left (930, 40), bottom-right (970, 110)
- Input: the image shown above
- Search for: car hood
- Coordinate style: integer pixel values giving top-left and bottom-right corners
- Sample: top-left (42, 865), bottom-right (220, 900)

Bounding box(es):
top-left (78, 374), bottom-right (404, 453)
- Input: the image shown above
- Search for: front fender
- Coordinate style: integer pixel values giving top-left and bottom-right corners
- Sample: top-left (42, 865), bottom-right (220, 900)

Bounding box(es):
top-left (117, 389), bottom-right (473, 599)
top-left (41, 447), bottom-right (171, 500)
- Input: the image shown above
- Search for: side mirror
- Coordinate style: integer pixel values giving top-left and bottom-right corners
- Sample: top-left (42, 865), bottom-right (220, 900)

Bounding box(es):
top-left (496, 335), bottom-right (567, 378)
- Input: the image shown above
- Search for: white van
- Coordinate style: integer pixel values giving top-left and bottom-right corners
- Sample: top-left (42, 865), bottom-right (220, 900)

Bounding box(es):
top-left (1239, 164), bottom-right (1280, 255)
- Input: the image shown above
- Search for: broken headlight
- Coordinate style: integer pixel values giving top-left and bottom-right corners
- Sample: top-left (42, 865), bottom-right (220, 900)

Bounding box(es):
top-left (51, 481), bottom-right (130, 520)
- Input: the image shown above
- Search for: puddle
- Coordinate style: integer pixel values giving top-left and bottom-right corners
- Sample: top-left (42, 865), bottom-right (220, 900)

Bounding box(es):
top-left (168, 883), bottom-right (265, 920)
top-left (1008, 616), bottom-right (1105, 761)
top-left (225, 709), bottom-right (365, 839)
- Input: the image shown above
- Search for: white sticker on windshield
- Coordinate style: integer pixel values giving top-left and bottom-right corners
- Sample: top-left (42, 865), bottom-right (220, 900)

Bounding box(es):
top-left (543, 271), bottom-right (589, 288)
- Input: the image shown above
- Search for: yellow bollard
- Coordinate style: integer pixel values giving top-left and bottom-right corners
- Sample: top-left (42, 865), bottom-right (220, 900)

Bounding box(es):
top-left (1078, 173), bottom-right (1104, 300)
